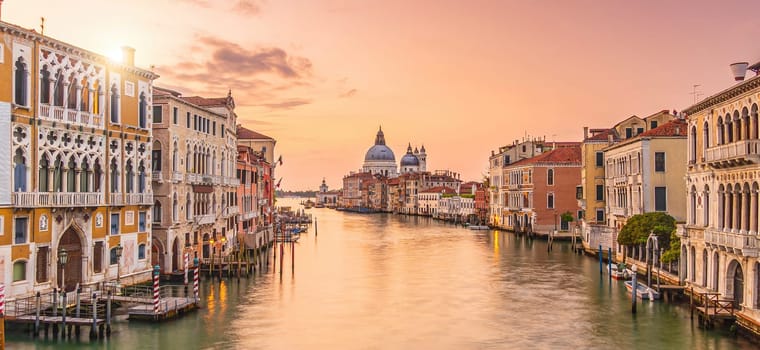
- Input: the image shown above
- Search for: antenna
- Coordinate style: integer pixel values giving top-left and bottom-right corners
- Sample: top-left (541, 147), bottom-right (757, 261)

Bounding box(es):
top-left (690, 84), bottom-right (703, 104)
top-left (40, 17), bottom-right (45, 36)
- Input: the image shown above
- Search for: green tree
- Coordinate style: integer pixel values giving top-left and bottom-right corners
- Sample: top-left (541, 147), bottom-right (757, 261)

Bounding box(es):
top-left (661, 229), bottom-right (681, 263)
top-left (617, 212), bottom-right (676, 247)
top-left (560, 211), bottom-right (574, 224)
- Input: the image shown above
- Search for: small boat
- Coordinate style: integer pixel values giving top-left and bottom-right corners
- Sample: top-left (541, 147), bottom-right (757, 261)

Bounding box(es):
top-left (608, 263), bottom-right (632, 280)
top-left (624, 281), bottom-right (660, 300)
top-left (468, 225), bottom-right (490, 230)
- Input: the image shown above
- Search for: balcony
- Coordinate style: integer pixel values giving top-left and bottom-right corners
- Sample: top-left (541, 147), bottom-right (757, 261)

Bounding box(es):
top-left (225, 206), bottom-right (240, 216)
top-left (125, 193), bottom-right (153, 205)
top-left (186, 173), bottom-right (199, 184)
top-left (39, 104), bottom-right (104, 129)
top-left (195, 214), bottom-right (215, 225)
top-left (704, 228), bottom-right (759, 257)
top-left (110, 193), bottom-right (124, 206)
top-left (152, 171), bottom-right (163, 183)
top-left (242, 211), bottom-right (258, 220)
top-left (12, 192), bottom-right (104, 207)
top-left (172, 172), bottom-right (184, 183)
top-left (610, 207), bottom-right (628, 217)
top-left (230, 178), bottom-right (241, 186)
top-left (705, 140), bottom-right (760, 168)
top-left (613, 175), bottom-right (627, 186)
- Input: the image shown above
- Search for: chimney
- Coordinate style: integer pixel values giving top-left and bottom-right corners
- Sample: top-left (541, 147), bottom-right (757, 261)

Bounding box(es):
top-left (583, 127), bottom-right (589, 140)
top-left (730, 62), bottom-right (749, 82)
top-left (121, 46), bottom-right (135, 66)
top-left (607, 134), bottom-right (613, 145)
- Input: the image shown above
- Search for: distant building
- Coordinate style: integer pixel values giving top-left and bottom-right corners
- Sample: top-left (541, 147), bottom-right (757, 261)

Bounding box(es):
top-left (316, 178), bottom-right (339, 207)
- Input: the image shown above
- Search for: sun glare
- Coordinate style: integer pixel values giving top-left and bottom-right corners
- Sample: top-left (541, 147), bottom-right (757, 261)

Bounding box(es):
top-left (107, 47), bottom-right (123, 63)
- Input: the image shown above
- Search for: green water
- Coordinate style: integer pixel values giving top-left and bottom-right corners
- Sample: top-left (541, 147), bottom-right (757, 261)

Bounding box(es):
top-left (6, 199), bottom-right (755, 349)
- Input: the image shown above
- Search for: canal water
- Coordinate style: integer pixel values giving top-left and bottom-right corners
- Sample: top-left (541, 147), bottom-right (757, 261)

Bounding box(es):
top-left (7, 198), bottom-right (756, 349)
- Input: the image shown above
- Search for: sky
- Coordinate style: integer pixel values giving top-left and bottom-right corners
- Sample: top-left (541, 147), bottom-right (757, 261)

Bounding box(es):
top-left (5, 0), bottom-right (760, 190)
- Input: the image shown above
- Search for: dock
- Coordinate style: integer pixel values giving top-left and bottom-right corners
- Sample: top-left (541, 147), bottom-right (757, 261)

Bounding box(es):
top-left (127, 296), bottom-right (198, 321)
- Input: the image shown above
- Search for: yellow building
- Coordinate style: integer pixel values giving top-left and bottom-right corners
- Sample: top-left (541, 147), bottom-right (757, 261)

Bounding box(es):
top-left (679, 64), bottom-right (760, 333)
top-left (0, 21), bottom-right (158, 298)
top-left (579, 111), bottom-right (675, 252)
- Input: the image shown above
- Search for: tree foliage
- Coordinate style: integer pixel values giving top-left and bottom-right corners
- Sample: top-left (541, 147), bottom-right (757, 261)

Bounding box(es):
top-left (560, 211), bottom-right (574, 223)
top-left (661, 230), bottom-right (681, 263)
top-left (617, 212), bottom-right (676, 247)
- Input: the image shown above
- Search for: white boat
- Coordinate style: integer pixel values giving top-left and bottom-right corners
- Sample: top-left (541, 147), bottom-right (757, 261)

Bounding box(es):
top-left (608, 263), bottom-right (632, 280)
top-left (624, 280), bottom-right (660, 300)
top-left (468, 225), bottom-right (490, 230)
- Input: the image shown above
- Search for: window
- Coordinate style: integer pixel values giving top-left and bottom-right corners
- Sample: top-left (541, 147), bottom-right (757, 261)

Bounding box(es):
top-left (596, 185), bottom-right (604, 201)
top-left (547, 169), bottom-right (554, 185)
top-left (577, 210), bottom-right (584, 220)
top-left (213, 121), bottom-right (216, 135)
top-left (153, 201), bottom-right (162, 223)
top-left (596, 209), bottom-right (605, 222)
top-left (93, 241), bottom-right (104, 273)
top-left (625, 128), bottom-right (632, 138)
top-left (138, 244), bottom-right (146, 260)
top-left (560, 217), bottom-right (569, 231)
top-left (138, 92), bottom-right (148, 128)
top-left (14, 57), bottom-right (28, 106)
top-left (595, 152), bottom-right (603, 167)
top-left (36, 246), bottom-right (49, 283)
top-left (186, 112), bottom-right (191, 128)
top-left (173, 107), bottom-right (178, 125)
top-left (13, 148), bottom-right (27, 192)
top-left (153, 105), bottom-right (162, 124)
top-left (14, 217), bottom-right (28, 244)
top-left (636, 127), bottom-right (644, 135)
top-left (110, 248), bottom-right (118, 265)
top-left (655, 152), bottom-right (665, 172)
top-left (152, 141), bottom-right (162, 171)
top-left (110, 84), bottom-right (119, 123)
top-left (650, 121), bottom-right (658, 129)
top-left (576, 186), bottom-right (583, 199)
top-left (13, 260), bottom-right (27, 282)
top-left (547, 193), bottom-right (554, 209)
top-left (110, 213), bottom-right (120, 235)
top-left (655, 187), bottom-right (667, 211)
top-left (138, 211), bottom-right (146, 232)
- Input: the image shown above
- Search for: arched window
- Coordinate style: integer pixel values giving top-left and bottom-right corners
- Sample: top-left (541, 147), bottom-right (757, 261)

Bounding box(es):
top-left (53, 70), bottom-right (65, 107)
top-left (40, 65), bottom-right (51, 104)
top-left (12, 260), bottom-right (27, 282)
top-left (67, 75), bottom-right (77, 109)
top-left (80, 78), bottom-right (90, 112)
top-left (703, 121), bottom-right (710, 154)
top-left (153, 200), bottom-right (162, 224)
top-left (717, 117), bottom-right (724, 145)
top-left (742, 107), bottom-right (750, 140)
top-left (547, 168), bottom-right (554, 186)
top-left (172, 142), bottom-right (178, 172)
top-left (689, 186), bottom-right (696, 225)
top-left (173, 193), bottom-right (178, 222)
top-left (727, 113), bottom-right (734, 143)
top-left (13, 148), bottom-right (27, 192)
top-left (39, 154), bottom-right (49, 192)
top-left (80, 157), bottom-right (91, 192)
top-left (138, 92), bottom-right (147, 128)
top-left (186, 193), bottom-right (192, 220)
top-left (94, 85), bottom-right (103, 115)
top-left (93, 159), bottom-right (102, 192)
top-left (186, 146), bottom-right (192, 172)
top-left (703, 185), bottom-right (710, 227)
top-left (138, 161), bottom-right (146, 193)
top-left (753, 104), bottom-right (759, 140)
top-left (702, 250), bottom-right (708, 286)
top-left (67, 156), bottom-right (77, 192)
top-left (138, 244), bottom-right (146, 260)
top-left (110, 83), bottom-right (119, 123)
top-left (734, 110), bottom-right (742, 141)
top-left (53, 155), bottom-right (63, 192)
top-left (125, 160), bottom-right (134, 193)
top-left (14, 57), bottom-right (28, 106)
top-left (152, 141), bottom-right (162, 171)
top-left (110, 158), bottom-right (119, 192)
top-left (690, 126), bottom-right (697, 163)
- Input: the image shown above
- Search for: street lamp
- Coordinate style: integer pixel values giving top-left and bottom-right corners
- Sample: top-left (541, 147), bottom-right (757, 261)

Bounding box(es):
top-left (58, 248), bottom-right (68, 291)
top-left (115, 243), bottom-right (124, 285)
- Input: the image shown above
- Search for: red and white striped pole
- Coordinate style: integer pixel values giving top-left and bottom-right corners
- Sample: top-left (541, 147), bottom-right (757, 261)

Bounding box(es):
top-left (193, 257), bottom-right (200, 303)
top-left (0, 283), bottom-right (5, 315)
top-left (183, 252), bottom-right (189, 286)
top-left (152, 265), bottom-right (160, 314)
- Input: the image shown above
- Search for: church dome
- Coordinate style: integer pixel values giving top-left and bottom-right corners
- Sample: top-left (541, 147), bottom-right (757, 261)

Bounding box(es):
top-left (400, 144), bottom-right (420, 166)
top-left (364, 127), bottom-right (396, 162)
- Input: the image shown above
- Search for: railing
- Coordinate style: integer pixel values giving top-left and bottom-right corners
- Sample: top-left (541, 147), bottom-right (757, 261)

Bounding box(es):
top-left (225, 206), bottom-right (240, 216)
top-left (610, 207), bottom-right (628, 216)
top-left (704, 228), bottom-right (759, 257)
top-left (202, 176), bottom-right (213, 184)
top-left (705, 139), bottom-right (760, 165)
top-left (196, 214), bottom-right (215, 225)
top-left (125, 192), bottom-right (153, 205)
top-left (186, 173), bottom-right (199, 183)
top-left (613, 175), bottom-right (627, 185)
top-left (152, 171), bottom-right (163, 182)
top-left (229, 178), bottom-right (240, 186)
top-left (38, 104), bottom-right (104, 128)
top-left (172, 172), bottom-right (184, 182)
top-left (700, 292), bottom-right (735, 317)
top-left (12, 192), bottom-right (104, 207)
top-left (110, 193), bottom-right (124, 206)
top-left (241, 211), bottom-right (258, 220)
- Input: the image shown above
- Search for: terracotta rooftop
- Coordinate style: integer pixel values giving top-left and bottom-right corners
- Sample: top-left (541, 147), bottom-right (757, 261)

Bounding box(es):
top-left (180, 96), bottom-right (229, 107)
top-left (509, 146), bottom-right (582, 166)
top-left (586, 128), bottom-right (620, 142)
top-left (421, 186), bottom-right (457, 194)
top-left (237, 125), bottom-right (274, 140)
top-left (637, 118), bottom-right (688, 137)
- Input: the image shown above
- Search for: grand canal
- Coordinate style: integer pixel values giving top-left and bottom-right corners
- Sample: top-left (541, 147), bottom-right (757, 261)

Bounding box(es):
top-left (7, 199), bottom-right (755, 349)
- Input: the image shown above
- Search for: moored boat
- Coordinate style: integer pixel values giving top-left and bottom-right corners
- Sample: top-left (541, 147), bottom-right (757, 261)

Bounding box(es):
top-left (468, 225), bottom-right (490, 230)
top-left (608, 263), bottom-right (632, 280)
top-left (624, 280), bottom-right (660, 300)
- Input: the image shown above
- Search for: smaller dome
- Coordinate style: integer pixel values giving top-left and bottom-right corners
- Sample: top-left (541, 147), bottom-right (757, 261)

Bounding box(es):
top-left (400, 143), bottom-right (419, 166)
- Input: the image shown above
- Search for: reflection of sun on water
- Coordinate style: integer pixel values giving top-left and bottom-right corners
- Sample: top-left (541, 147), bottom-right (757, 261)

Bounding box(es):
top-left (493, 230), bottom-right (499, 256)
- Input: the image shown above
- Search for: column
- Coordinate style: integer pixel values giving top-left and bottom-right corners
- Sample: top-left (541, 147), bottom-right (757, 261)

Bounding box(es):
top-left (743, 188), bottom-right (751, 233)
top-left (75, 86), bottom-right (82, 122)
top-left (718, 190), bottom-right (724, 230)
top-left (725, 191), bottom-right (731, 231)
top-left (734, 190), bottom-right (741, 232)
top-left (750, 190), bottom-right (758, 234)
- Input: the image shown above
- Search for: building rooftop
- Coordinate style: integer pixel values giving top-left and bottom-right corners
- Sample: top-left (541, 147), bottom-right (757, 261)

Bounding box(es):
top-left (509, 146), bottom-right (582, 166)
top-left (238, 125), bottom-right (275, 140)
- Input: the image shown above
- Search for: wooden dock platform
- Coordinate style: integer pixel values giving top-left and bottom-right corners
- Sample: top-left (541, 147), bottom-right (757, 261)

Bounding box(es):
top-left (128, 297), bottom-right (198, 321)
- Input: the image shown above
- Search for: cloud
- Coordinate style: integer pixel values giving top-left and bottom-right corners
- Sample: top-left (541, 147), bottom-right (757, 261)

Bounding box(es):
top-left (175, 0), bottom-right (211, 7)
top-left (233, 0), bottom-right (263, 15)
top-left (339, 88), bottom-right (357, 98)
top-left (157, 35), bottom-right (313, 108)
top-left (173, 0), bottom-right (264, 15)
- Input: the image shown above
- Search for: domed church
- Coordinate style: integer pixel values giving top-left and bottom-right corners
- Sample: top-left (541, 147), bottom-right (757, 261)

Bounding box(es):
top-left (362, 127), bottom-right (427, 177)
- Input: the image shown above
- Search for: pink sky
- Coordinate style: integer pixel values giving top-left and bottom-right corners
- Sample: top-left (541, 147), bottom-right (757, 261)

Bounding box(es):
top-left (6, 0), bottom-right (760, 190)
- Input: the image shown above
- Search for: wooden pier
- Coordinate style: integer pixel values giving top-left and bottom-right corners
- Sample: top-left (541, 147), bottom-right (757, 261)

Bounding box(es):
top-left (127, 296), bottom-right (198, 321)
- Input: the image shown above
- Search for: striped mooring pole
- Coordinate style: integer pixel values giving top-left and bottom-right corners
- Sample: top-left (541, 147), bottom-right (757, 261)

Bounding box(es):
top-left (193, 257), bottom-right (200, 303)
top-left (184, 253), bottom-right (189, 286)
top-left (153, 265), bottom-right (160, 314)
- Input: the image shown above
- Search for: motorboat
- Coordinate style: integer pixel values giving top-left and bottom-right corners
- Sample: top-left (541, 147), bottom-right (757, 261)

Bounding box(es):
top-left (608, 263), bottom-right (633, 280)
top-left (624, 280), bottom-right (660, 300)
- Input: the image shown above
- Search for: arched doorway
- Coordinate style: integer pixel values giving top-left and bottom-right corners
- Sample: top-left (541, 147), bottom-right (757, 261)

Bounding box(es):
top-left (172, 237), bottom-right (180, 272)
top-left (58, 227), bottom-right (83, 292)
top-left (151, 238), bottom-right (164, 272)
top-left (727, 260), bottom-right (744, 309)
